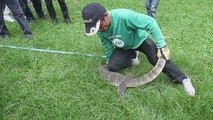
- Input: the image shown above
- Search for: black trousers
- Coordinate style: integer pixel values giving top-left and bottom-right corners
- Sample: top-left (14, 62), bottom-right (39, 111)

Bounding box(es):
top-left (0, 0), bottom-right (32, 35)
top-left (44, 0), bottom-right (70, 19)
top-left (18, 0), bottom-right (45, 20)
top-left (18, 0), bottom-right (35, 21)
top-left (108, 38), bottom-right (186, 83)
top-left (31, 0), bottom-right (45, 18)
top-left (146, 0), bottom-right (160, 18)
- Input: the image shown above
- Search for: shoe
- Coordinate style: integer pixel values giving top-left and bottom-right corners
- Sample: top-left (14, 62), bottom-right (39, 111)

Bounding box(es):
top-left (51, 18), bottom-right (59, 24)
top-left (25, 33), bottom-right (33, 39)
top-left (27, 19), bottom-right (35, 23)
top-left (131, 51), bottom-right (140, 65)
top-left (182, 77), bottom-right (195, 96)
top-left (39, 15), bottom-right (47, 19)
top-left (0, 33), bottom-right (10, 39)
top-left (64, 18), bottom-right (72, 24)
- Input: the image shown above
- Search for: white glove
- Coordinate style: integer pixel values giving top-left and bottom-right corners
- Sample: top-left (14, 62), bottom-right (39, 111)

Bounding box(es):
top-left (157, 46), bottom-right (170, 60)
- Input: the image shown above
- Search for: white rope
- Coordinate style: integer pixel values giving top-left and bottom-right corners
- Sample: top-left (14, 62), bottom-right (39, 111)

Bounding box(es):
top-left (0, 45), bottom-right (106, 58)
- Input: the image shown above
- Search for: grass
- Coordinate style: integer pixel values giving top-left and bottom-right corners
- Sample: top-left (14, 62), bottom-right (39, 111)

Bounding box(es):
top-left (0, 0), bottom-right (213, 120)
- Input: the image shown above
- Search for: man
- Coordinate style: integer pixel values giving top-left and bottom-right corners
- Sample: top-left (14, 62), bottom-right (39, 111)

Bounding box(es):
top-left (81, 3), bottom-right (196, 96)
top-left (0, 0), bottom-right (32, 38)
top-left (146, 0), bottom-right (160, 18)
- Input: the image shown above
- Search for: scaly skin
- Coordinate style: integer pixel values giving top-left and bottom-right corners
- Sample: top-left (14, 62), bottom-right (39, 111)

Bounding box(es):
top-left (99, 58), bottom-right (166, 98)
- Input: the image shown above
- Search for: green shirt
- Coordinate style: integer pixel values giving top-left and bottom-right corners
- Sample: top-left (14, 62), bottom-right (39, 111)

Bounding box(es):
top-left (97, 9), bottom-right (166, 63)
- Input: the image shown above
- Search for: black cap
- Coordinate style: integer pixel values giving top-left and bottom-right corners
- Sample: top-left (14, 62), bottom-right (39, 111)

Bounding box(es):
top-left (82, 3), bottom-right (106, 36)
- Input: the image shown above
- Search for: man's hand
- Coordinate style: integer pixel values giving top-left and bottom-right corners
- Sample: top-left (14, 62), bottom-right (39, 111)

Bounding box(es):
top-left (157, 46), bottom-right (170, 60)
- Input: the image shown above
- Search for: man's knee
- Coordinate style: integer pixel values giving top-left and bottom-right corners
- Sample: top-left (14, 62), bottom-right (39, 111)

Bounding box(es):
top-left (108, 61), bottom-right (132, 72)
top-left (107, 63), bottom-right (121, 72)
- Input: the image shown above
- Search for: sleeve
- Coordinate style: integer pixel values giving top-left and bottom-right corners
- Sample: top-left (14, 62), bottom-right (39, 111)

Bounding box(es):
top-left (98, 35), bottom-right (114, 64)
top-left (126, 11), bottom-right (166, 48)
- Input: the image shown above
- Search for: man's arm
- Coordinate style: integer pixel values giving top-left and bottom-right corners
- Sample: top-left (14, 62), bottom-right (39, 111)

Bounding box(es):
top-left (99, 35), bottom-right (114, 64)
top-left (126, 11), bottom-right (166, 48)
top-left (127, 10), bottom-right (169, 60)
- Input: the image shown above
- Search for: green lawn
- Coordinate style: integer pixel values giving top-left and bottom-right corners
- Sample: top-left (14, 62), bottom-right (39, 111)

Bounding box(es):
top-left (0, 0), bottom-right (212, 119)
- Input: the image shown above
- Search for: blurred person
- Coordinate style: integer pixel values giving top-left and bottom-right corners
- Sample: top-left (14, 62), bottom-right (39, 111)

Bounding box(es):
top-left (146, 0), bottom-right (160, 18)
top-left (31, 0), bottom-right (46, 19)
top-left (0, 0), bottom-right (33, 38)
top-left (44, 0), bottom-right (72, 24)
top-left (18, 0), bottom-right (46, 22)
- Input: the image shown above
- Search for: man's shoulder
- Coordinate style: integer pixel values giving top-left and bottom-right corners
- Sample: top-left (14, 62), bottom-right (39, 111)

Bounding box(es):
top-left (110, 8), bottom-right (133, 13)
top-left (109, 8), bottom-right (137, 18)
